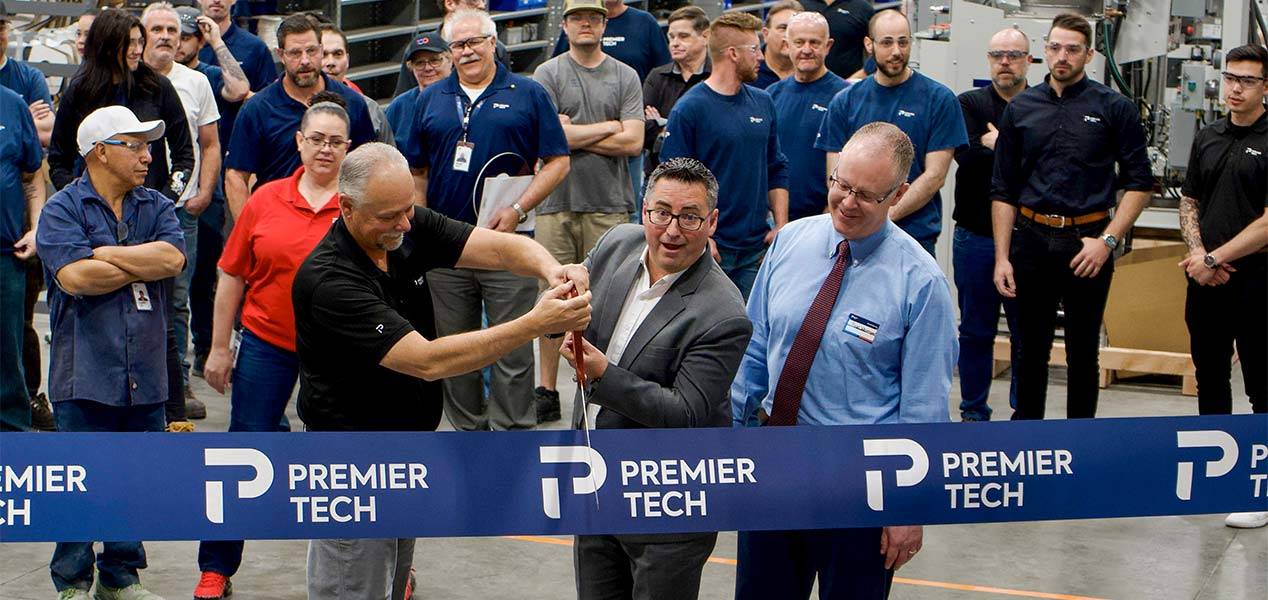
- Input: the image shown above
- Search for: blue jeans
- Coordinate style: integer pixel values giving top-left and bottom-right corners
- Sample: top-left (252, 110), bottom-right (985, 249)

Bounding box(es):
top-left (1, 253), bottom-right (30, 431)
top-left (198, 328), bottom-right (296, 576)
top-left (192, 187), bottom-right (226, 357)
top-left (718, 244), bottom-right (767, 302)
top-left (172, 207), bottom-right (199, 382)
top-left (50, 400), bottom-right (164, 592)
top-left (735, 528), bottom-right (892, 599)
top-left (951, 227), bottom-right (1018, 421)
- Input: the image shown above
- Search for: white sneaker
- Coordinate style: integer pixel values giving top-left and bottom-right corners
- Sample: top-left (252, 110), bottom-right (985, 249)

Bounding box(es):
top-left (1224, 511), bottom-right (1268, 528)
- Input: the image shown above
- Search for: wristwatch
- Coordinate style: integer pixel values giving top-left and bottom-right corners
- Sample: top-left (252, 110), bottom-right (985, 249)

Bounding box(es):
top-left (512, 202), bottom-right (528, 224)
top-left (1101, 234), bottom-right (1118, 251)
top-left (1203, 254), bottom-right (1219, 269)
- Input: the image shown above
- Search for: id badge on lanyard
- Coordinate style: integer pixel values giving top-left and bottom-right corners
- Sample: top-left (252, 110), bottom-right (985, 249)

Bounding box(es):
top-left (454, 96), bottom-right (485, 173)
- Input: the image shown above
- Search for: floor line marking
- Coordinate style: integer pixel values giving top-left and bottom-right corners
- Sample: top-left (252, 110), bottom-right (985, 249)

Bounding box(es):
top-left (502, 535), bottom-right (1108, 600)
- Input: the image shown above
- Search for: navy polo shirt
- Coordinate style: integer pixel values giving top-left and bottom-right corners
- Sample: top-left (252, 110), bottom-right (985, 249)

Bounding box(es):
top-left (192, 62), bottom-right (236, 163)
top-left (399, 65), bottom-right (569, 224)
top-left (553, 7), bottom-right (670, 82)
top-left (226, 74), bottom-right (375, 187)
top-left (199, 23), bottom-right (277, 92)
top-left (816, 71), bottom-right (968, 242)
top-left (769, 72), bottom-right (849, 221)
top-left (0, 58), bottom-right (53, 106)
top-left (660, 82), bottom-right (789, 253)
top-left (752, 60), bottom-right (782, 90)
top-left (991, 76), bottom-right (1153, 216)
top-left (1, 86), bottom-right (44, 252)
top-left (385, 86), bottom-right (421, 150)
top-left (36, 176), bottom-right (185, 407)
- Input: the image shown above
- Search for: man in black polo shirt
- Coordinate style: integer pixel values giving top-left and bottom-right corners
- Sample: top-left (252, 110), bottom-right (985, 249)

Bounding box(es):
top-left (801, 0), bottom-right (873, 79)
top-left (990, 13), bottom-right (1152, 420)
top-left (1178, 44), bottom-right (1267, 431)
top-left (292, 143), bottom-right (591, 599)
top-left (952, 27), bottom-right (1029, 422)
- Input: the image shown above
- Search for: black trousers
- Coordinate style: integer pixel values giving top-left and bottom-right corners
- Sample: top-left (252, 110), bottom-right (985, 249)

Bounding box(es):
top-left (1185, 256), bottom-right (1267, 415)
top-left (575, 533), bottom-right (717, 600)
top-left (1010, 218), bottom-right (1114, 420)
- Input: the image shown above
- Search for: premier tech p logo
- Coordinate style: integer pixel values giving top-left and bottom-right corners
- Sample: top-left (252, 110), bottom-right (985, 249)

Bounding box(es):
top-left (539, 446), bottom-right (606, 519)
top-left (1175, 430), bottom-right (1238, 501)
top-left (204, 448), bottom-right (274, 524)
top-left (863, 438), bottom-right (928, 511)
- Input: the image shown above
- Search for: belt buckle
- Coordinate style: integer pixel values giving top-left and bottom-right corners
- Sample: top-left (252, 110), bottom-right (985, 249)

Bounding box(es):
top-left (1045, 213), bottom-right (1067, 228)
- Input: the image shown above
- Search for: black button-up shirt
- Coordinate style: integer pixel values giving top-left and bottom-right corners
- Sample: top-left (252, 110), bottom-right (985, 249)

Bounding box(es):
top-left (293, 211), bottom-right (473, 432)
top-left (1181, 111), bottom-right (1267, 264)
top-left (954, 84), bottom-right (1020, 236)
top-left (642, 57), bottom-right (711, 171)
top-left (991, 76), bottom-right (1153, 215)
top-left (801, 0), bottom-right (873, 79)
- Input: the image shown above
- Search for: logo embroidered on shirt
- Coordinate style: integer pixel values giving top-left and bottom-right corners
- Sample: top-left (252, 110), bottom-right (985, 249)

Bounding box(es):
top-left (811, 103), bottom-right (828, 112)
top-left (1246, 147), bottom-right (1263, 157)
top-left (750, 116), bottom-right (764, 124)
top-left (897, 109), bottom-right (916, 118)
top-left (376, 324), bottom-right (384, 334)
top-left (1083, 115), bottom-right (1102, 124)
top-left (836, 8), bottom-right (851, 14)
top-left (492, 102), bottom-right (510, 109)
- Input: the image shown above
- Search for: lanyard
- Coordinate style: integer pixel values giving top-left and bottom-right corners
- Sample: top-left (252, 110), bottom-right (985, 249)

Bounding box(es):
top-left (454, 94), bottom-right (488, 143)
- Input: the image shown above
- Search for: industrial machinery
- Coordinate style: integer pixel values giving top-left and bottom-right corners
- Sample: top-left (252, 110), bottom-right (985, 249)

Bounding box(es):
top-left (914, 0), bottom-right (1268, 231)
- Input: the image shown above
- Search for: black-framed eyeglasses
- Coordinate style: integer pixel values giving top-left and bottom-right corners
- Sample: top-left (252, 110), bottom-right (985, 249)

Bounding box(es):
top-left (645, 208), bottom-right (705, 231)
top-left (302, 134), bottom-right (349, 150)
top-left (987, 50), bottom-right (1028, 61)
top-left (409, 55), bottom-right (447, 69)
top-left (829, 174), bottom-right (898, 204)
top-left (448, 34), bottom-right (492, 52)
top-left (1222, 71), bottom-right (1266, 88)
top-left (99, 139), bottom-right (150, 154)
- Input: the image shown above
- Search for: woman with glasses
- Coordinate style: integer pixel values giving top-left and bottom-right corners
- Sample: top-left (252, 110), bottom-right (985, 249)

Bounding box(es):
top-left (191, 97), bottom-right (350, 599)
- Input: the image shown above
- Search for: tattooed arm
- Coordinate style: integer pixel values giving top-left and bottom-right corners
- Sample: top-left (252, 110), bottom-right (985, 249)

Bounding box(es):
top-left (1178, 195), bottom-right (1204, 254)
top-left (199, 16), bottom-right (249, 102)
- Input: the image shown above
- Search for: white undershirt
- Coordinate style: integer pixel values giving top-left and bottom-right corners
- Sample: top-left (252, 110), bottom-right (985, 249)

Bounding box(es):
top-left (459, 83), bottom-right (487, 103)
top-left (584, 249), bottom-right (685, 428)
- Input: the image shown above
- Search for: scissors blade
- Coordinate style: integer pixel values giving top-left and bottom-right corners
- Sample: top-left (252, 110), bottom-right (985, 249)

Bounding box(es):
top-left (571, 327), bottom-right (600, 510)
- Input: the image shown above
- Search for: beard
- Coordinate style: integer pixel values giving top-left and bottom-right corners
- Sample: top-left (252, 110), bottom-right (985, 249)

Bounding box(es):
top-left (1049, 61), bottom-right (1083, 83)
top-left (377, 233), bottom-right (405, 252)
top-left (738, 61), bottom-right (759, 83)
top-left (288, 68), bottom-right (320, 88)
top-left (877, 55), bottom-right (908, 78)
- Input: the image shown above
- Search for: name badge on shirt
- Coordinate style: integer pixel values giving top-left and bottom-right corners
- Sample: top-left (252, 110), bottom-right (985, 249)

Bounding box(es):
top-left (453, 141), bottom-right (474, 172)
top-left (844, 313), bottom-right (878, 343)
top-left (131, 282), bottom-right (153, 312)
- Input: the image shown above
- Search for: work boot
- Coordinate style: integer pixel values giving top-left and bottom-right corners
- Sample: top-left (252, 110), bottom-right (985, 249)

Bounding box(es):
top-left (92, 583), bottom-right (165, 600)
top-left (535, 386), bottom-right (560, 423)
top-left (193, 571), bottom-right (232, 600)
top-left (31, 392), bottom-right (56, 431)
top-left (58, 588), bottom-right (90, 600)
top-left (185, 385), bottom-right (207, 420)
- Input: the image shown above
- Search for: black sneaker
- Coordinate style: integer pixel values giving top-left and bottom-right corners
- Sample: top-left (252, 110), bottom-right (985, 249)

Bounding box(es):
top-left (535, 386), bottom-right (561, 423)
top-left (185, 385), bottom-right (207, 420)
top-left (30, 392), bottom-right (56, 431)
top-left (191, 351), bottom-right (209, 378)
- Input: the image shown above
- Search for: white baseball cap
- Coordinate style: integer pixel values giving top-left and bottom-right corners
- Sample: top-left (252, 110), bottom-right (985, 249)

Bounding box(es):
top-left (77, 106), bottom-right (166, 157)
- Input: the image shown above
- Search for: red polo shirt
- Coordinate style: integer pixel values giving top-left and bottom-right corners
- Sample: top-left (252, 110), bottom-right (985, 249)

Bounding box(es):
top-left (219, 167), bottom-right (340, 352)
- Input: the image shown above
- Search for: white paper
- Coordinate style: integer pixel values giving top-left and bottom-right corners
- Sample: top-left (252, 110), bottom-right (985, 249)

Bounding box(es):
top-left (477, 173), bottom-right (535, 232)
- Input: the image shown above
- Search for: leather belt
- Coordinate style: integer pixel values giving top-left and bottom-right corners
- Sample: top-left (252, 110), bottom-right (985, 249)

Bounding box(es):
top-left (1019, 206), bottom-right (1109, 228)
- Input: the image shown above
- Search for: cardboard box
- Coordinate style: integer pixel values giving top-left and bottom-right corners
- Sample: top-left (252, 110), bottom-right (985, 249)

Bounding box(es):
top-left (1103, 240), bottom-right (1190, 354)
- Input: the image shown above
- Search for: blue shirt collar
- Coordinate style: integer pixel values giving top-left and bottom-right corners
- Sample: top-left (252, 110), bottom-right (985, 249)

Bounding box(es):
top-left (827, 219), bottom-right (892, 263)
top-left (69, 174), bottom-right (154, 208)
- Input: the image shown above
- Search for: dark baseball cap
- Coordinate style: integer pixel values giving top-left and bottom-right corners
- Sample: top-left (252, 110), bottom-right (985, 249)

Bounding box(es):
top-left (175, 6), bottom-right (202, 37)
top-left (406, 33), bottom-right (448, 61)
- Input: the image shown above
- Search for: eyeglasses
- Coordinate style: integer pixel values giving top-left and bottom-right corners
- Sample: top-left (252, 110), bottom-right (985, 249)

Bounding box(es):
top-left (645, 208), bottom-right (706, 231)
top-left (282, 45), bottom-right (322, 60)
top-left (410, 55), bottom-right (447, 69)
top-left (727, 44), bottom-right (760, 55)
top-left (565, 13), bottom-right (605, 25)
top-left (115, 220), bottom-right (130, 245)
top-left (829, 175), bottom-right (898, 204)
top-left (873, 36), bottom-right (911, 49)
top-left (1222, 71), bottom-right (1266, 88)
top-left (99, 139), bottom-right (150, 154)
top-left (302, 134), bottom-right (349, 150)
top-left (987, 50), bottom-right (1028, 61)
top-left (448, 35), bottom-right (492, 52)
top-left (1044, 42), bottom-right (1086, 55)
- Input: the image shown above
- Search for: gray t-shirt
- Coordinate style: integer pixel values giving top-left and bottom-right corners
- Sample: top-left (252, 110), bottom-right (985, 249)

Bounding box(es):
top-left (533, 54), bottom-right (643, 214)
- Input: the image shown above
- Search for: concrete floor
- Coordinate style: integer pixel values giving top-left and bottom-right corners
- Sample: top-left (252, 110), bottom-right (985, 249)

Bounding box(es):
top-left (1, 311), bottom-right (1265, 600)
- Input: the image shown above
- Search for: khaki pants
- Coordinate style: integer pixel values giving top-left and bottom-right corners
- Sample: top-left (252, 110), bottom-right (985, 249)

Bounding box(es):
top-left (536, 211), bottom-right (630, 274)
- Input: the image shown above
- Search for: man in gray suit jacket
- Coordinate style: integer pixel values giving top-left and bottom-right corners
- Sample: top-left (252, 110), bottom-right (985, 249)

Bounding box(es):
top-left (562, 157), bottom-right (752, 600)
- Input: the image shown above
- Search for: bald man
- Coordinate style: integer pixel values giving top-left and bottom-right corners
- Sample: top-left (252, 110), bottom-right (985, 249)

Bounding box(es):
top-left (951, 28), bottom-right (1030, 422)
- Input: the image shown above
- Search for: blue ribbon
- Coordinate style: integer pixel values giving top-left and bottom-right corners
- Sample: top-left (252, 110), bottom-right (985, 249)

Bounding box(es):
top-left (0, 415), bottom-right (1264, 542)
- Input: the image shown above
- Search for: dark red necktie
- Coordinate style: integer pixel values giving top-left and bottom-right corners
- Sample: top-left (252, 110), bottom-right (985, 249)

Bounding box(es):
top-left (766, 240), bottom-right (850, 426)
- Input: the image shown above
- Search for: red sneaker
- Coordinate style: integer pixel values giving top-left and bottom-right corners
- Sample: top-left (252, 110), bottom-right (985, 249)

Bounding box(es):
top-left (193, 571), bottom-right (233, 599)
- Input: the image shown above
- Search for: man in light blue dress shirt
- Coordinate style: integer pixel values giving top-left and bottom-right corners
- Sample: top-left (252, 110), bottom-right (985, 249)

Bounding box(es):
top-left (730, 122), bottom-right (956, 599)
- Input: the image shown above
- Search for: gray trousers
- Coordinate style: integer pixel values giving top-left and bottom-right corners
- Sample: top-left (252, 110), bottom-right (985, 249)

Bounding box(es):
top-left (427, 267), bottom-right (538, 431)
top-left (306, 538), bottom-right (414, 600)
top-left (574, 533), bottom-right (718, 600)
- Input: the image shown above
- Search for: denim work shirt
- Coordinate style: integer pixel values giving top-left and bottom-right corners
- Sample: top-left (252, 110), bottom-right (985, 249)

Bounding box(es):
top-left (36, 176), bottom-right (185, 406)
